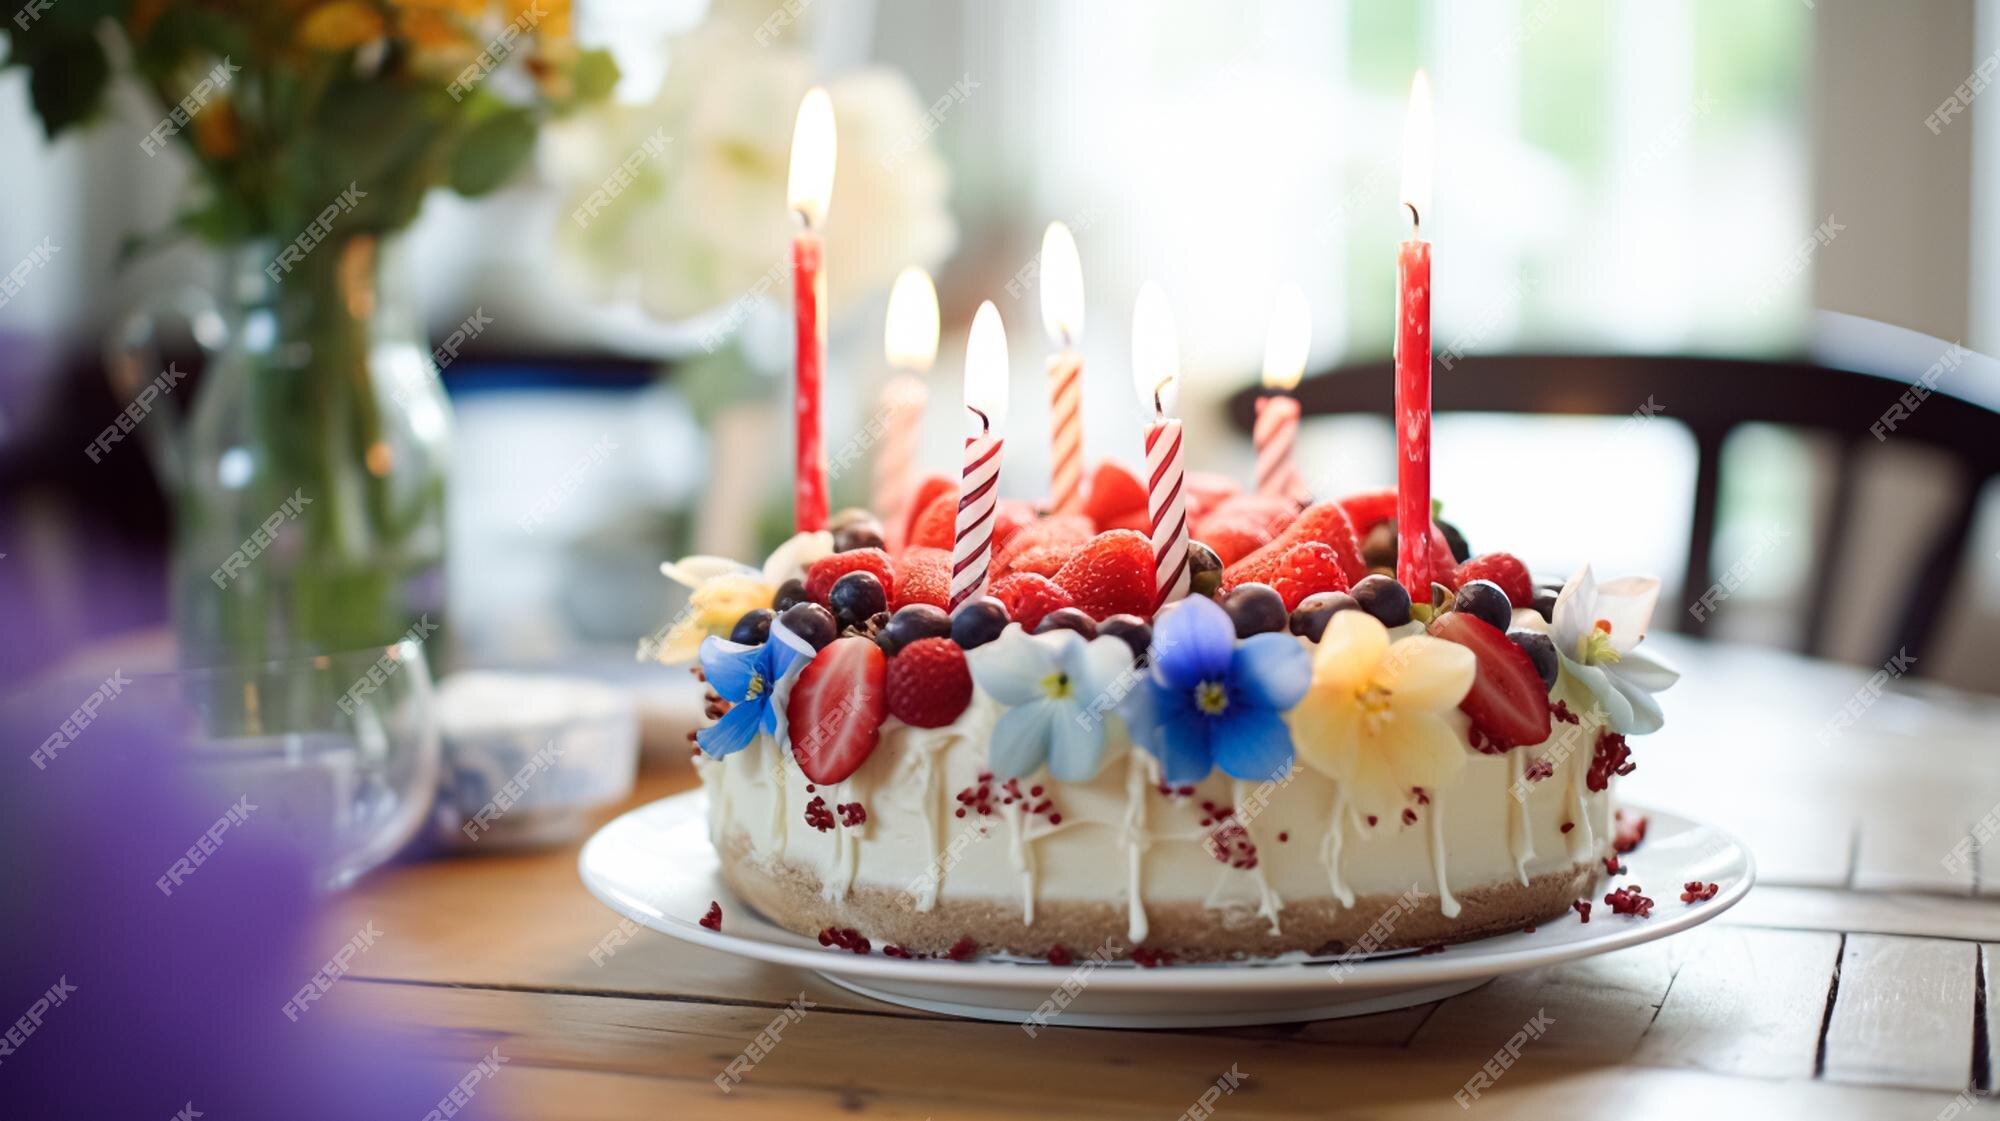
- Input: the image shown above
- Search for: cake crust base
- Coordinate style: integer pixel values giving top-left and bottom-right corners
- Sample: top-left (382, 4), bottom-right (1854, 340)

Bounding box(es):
top-left (719, 832), bottom-right (1600, 963)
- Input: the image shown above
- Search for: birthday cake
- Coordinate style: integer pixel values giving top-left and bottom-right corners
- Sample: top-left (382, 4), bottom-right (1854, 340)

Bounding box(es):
top-left (654, 470), bottom-right (1676, 963)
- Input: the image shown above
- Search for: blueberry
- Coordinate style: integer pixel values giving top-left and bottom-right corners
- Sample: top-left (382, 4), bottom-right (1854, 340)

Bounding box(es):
top-left (951, 596), bottom-right (1011, 650)
top-left (833, 520), bottom-right (887, 553)
top-left (1361, 522), bottom-right (1397, 569)
top-left (729, 608), bottom-right (774, 646)
top-left (880, 604), bottom-right (952, 656)
top-left (1509, 630), bottom-right (1559, 691)
top-left (1187, 541), bottom-right (1223, 598)
top-left (1439, 520), bottom-right (1471, 564)
top-left (829, 571), bottom-right (887, 630)
top-left (1532, 589), bottom-right (1558, 624)
top-left (1222, 583), bottom-right (1288, 638)
top-left (1452, 579), bottom-right (1513, 632)
top-left (1035, 607), bottom-right (1099, 640)
top-left (778, 602), bottom-right (837, 650)
top-left (1289, 591), bottom-right (1359, 643)
top-left (1096, 614), bottom-right (1152, 662)
top-left (773, 578), bottom-right (809, 613)
top-left (1350, 574), bottom-right (1412, 628)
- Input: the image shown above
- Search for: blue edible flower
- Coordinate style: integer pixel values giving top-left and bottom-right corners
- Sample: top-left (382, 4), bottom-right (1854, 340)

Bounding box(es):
top-left (1121, 595), bottom-right (1312, 784)
top-left (694, 622), bottom-right (817, 758)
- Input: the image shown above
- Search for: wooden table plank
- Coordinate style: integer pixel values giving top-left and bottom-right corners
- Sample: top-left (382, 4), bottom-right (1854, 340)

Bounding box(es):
top-left (1629, 926), bottom-right (1840, 1078)
top-left (1854, 809), bottom-right (1977, 895)
top-left (1722, 885), bottom-right (2000, 942)
top-left (1405, 939), bottom-right (1676, 1060)
top-left (1821, 933), bottom-right (1978, 1092)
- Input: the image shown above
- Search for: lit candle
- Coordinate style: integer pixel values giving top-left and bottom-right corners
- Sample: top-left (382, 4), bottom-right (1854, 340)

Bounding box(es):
top-left (1255, 283), bottom-right (1310, 503)
top-left (1039, 222), bottom-right (1087, 516)
top-left (787, 87), bottom-right (836, 534)
top-left (1395, 71), bottom-right (1434, 597)
top-left (875, 266), bottom-right (939, 547)
top-left (950, 301), bottom-right (1010, 612)
top-left (1133, 282), bottom-right (1190, 611)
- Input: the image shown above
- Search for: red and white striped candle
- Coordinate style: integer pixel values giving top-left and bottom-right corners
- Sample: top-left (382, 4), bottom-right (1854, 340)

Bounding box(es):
top-left (786, 88), bottom-right (836, 534)
top-left (1395, 72), bottom-right (1435, 597)
top-left (950, 302), bottom-right (1010, 612)
top-left (1039, 222), bottom-right (1086, 516)
top-left (875, 267), bottom-right (939, 547)
top-left (1133, 283), bottom-right (1190, 610)
top-left (1255, 284), bottom-right (1311, 502)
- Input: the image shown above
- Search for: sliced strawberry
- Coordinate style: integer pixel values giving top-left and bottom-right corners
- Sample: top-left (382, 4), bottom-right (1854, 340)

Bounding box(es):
top-left (1452, 552), bottom-right (1534, 607)
top-left (908, 487), bottom-right (960, 551)
top-left (1052, 530), bottom-right (1155, 620)
top-left (1270, 541), bottom-right (1351, 611)
top-left (886, 637), bottom-right (973, 728)
top-left (891, 547), bottom-right (949, 610)
top-left (805, 548), bottom-right (896, 607)
top-left (993, 514), bottom-right (1094, 576)
top-left (1083, 460), bottom-right (1149, 531)
top-left (1222, 500), bottom-right (1366, 592)
top-left (993, 500), bottom-right (1039, 553)
top-left (1337, 489), bottom-right (1399, 533)
top-left (1426, 611), bottom-right (1552, 750)
top-left (988, 573), bottom-right (1074, 632)
top-left (903, 475), bottom-right (956, 547)
top-left (787, 637), bottom-right (889, 784)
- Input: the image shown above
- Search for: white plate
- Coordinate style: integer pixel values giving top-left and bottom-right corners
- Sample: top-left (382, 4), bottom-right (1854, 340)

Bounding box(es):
top-left (579, 791), bottom-right (1752, 1028)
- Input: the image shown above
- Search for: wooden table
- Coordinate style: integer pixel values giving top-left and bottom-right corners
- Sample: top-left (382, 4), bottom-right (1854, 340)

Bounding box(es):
top-left (331, 635), bottom-right (2000, 1118)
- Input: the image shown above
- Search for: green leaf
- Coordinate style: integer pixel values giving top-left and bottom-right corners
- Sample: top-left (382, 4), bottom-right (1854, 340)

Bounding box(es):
top-left (447, 108), bottom-right (537, 196)
top-left (26, 32), bottom-right (110, 137)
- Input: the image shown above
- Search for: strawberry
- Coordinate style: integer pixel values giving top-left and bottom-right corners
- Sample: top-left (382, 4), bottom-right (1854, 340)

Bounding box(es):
top-left (1005, 544), bottom-right (1077, 580)
top-left (1337, 489), bottom-right (1399, 533)
top-left (1425, 525), bottom-right (1460, 590)
top-left (1195, 495), bottom-right (1296, 565)
top-left (1198, 521), bottom-right (1268, 567)
top-left (908, 487), bottom-right (960, 551)
top-left (1185, 472), bottom-right (1243, 524)
top-left (786, 636), bottom-right (889, 784)
top-left (903, 475), bottom-right (956, 547)
top-left (1209, 494), bottom-right (1300, 533)
top-left (1097, 508), bottom-right (1152, 535)
top-left (993, 514), bottom-right (1093, 575)
top-left (1083, 460), bottom-right (1148, 531)
top-left (1222, 500), bottom-right (1366, 592)
top-left (988, 573), bottom-right (1074, 632)
top-left (891, 547), bottom-right (949, 610)
top-left (1426, 611), bottom-right (1552, 750)
top-left (1052, 530), bottom-right (1155, 620)
top-left (886, 637), bottom-right (973, 728)
top-left (1452, 552), bottom-right (1534, 608)
top-left (1270, 541), bottom-right (1351, 611)
top-left (805, 548), bottom-right (896, 607)
top-left (993, 500), bottom-right (1039, 553)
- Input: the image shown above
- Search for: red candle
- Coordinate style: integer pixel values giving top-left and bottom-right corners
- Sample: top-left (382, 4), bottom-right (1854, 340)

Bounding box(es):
top-left (1133, 283), bottom-right (1190, 610)
top-left (787, 88), bottom-right (837, 534)
top-left (1395, 72), bottom-right (1434, 598)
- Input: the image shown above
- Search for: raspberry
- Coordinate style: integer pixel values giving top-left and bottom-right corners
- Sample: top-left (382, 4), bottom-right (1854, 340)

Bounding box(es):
top-left (902, 475), bottom-right (956, 546)
top-left (1184, 471), bottom-right (1242, 523)
top-left (1051, 530), bottom-right (1155, 620)
top-left (886, 637), bottom-right (973, 728)
top-left (1223, 500), bottom-right (1366, 593)
top-left (806, 548), bottom-right (896, 607)
top-left (909, 487), bottom-right (961, 552)
top-left (1005, 544), bottom-right (1078, 579)
top-left (891, 547), bottom-right (949, 610)
top-left (988, 573), bottom-right (1074, 632)
top-left (1270, 541), bottom-right (1351, 610)
top-left (1452, 552), bottom-right (1535, 608)
top-left (1083, 460), bottom-right (1148, 530)
top-left (1198, 521), bottom-right (1268, 566)
top-left (993, 500), bottom-right (1038, 553)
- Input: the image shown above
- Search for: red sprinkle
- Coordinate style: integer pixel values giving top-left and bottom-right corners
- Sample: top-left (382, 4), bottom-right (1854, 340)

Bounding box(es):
top-left (945, 936), bottom-right (979, 961)
top-left (1604, 855), bottom-right (1626, 876)
top-left (1551, 700), bottom-right (1580, 725)
top-left (1560, 821), bottom-right (1574, 834)
top-left (1365, 815), bottom-right (1379, 827)
top-left (1613, 809), bottom-right (1649, 854)
top-left (1205, 822), bottom-right (1258, 870)
top-left (1604, 885), bottom-right (1655, 917)
top-left (1522, 924), bottom-right (1537, 934)
top-left (882, 944), bottom-right (913, 958)
top-left (1587, 728), bottom-right (1636, 792)
top-left (1277, 831), bottom-right (1289, 843)
top-left (1046, 944), bottom-right (1073, 966)
top-left (803, 796), bottom-right (835, 832)
top-left (818, 927), bottom-right (871, 953)
top-left (698, 901), bottom-right (722, 931)
top-left (1572, 900), bottom-right (1592, 923)
top-left (1130, 946), bottom-right (1175, 968)
top-left (1524, 758), bottom-right (1554, 783)
top-left (1401, 807), bottom-right (1418, 826)
top-left (1680, 880), bottom-right (1719, 904)
top-left (838, 801), bottom-right (868, 828)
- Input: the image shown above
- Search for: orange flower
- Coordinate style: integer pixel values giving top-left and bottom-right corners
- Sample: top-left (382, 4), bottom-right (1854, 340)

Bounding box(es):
top-left (298, 1), bottom-right (388, 51)
top-left (193, 98), bottom-right (241, 159)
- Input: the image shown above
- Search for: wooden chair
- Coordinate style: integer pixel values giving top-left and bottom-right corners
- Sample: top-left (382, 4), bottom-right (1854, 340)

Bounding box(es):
top-left (1225, 313), bottom-right (2000, 669)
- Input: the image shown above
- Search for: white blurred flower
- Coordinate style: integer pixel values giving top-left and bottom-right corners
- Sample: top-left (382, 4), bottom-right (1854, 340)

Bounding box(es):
top-left (548, 17), bottom-right (956, 327)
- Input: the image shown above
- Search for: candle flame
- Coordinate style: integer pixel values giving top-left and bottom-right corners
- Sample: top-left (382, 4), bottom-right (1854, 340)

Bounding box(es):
top-left (787, 87), bottom-right (837, 228)
top-left (884, 266), bottom-right (940, 371)
top-left (1261, 284), bottom-right (1310, 391)
top-left (965, 300), bottom-right (1010, 430)
top-left (1039, 221), bottom-right (1085, 345)
top-left (1400, 70), bottom-right (1433, 232)
top-left (1131, 281), bottom-right (1180, 418)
